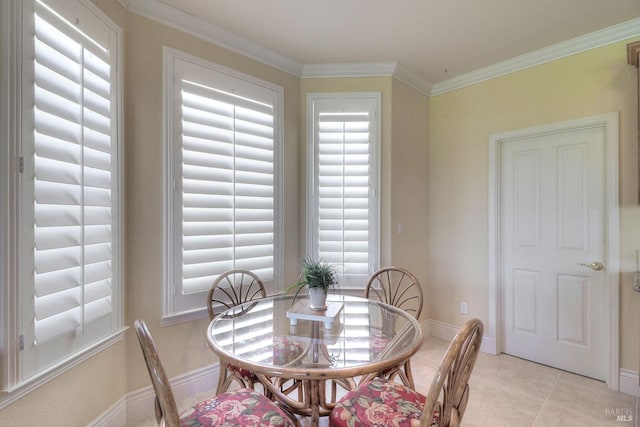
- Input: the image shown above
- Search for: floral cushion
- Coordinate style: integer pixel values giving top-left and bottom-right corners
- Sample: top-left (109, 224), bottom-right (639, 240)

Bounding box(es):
top-left (180, 388), bottom-right (295, 427)
top-left (369, 334), bottom-right (390, 356)
top-left (329, 378), bottom-right (440, 427)
top-left (273, 336), bottom-right (304, 366)
top-left (226, 362), bottom-right (259, 384)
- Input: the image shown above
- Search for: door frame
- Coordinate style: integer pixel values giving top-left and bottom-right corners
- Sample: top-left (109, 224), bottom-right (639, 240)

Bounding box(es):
top-left (488, 112), bottom-right (620, 389)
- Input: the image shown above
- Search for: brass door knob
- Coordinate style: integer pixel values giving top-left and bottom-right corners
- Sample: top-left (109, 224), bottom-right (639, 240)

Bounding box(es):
top-left (577, 261), bottom-right (604, 271)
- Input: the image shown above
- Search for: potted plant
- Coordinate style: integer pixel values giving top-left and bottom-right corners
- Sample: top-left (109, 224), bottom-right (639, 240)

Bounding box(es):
top-left (289, 257), bottom-right (339, 311)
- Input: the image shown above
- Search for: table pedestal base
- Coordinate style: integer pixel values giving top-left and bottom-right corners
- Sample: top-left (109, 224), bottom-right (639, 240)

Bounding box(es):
top-left (257, 374), bottom-right (357, 427)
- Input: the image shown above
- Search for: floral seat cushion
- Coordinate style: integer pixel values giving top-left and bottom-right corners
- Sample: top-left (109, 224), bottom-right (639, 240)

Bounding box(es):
top-left (369, 333), bottom-right (390, 356)
top-left (226, 362), bottom-right (259, 383)
top-left (329, 378), bottom-right (440, 427)
top-left (273, 336), bottom-right (304, 365)
top-left (180, 388), bottom-right (296, 427)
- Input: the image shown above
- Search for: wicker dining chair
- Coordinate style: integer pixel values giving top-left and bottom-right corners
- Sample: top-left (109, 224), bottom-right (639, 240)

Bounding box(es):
top-left (329, 318), bottom-right (484, 427)
top-left (207, 269), bottom-right (268, 394)
top-left (207, 269), bottom-right (303, 398)
top-left (364, 266), bottom-right (423, 388)
top-left (133, 319), bottom-right (299, 427)
top-left (365, 266), bottom-right (424, 318)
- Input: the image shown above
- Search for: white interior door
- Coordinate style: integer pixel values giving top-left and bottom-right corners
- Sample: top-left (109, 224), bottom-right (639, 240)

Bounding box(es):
top-left (500, 124), bottom-right (607, 381)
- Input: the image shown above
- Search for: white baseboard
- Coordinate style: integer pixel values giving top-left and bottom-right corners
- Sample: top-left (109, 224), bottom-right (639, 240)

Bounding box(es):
top-left (424, 319), bottom-right (495, 354)
top-left (619, 369), bottom-right (640, 398)
top-left (88, 395), bottom-right (127, 427)
top-left (90, 363), bottom-right (219, 427)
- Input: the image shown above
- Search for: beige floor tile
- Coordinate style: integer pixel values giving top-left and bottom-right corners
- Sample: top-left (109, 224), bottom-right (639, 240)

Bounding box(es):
top-left (472, 354), bottom-right (561, 399)
top-left (133, 336), bottom-right (639, 427)
top-left (462, 374), bottom-right (546, 427)
top-left (545, 371), bottom-right (635, 421)
top-left (533, 400), bottom-right (632, 427)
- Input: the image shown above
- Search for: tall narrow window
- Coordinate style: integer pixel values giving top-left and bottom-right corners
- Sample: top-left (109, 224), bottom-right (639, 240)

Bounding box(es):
top-left (307, 93), bottom-right (380, 289)
top-left (12, 0), bottom-right (122, 383)
top-left (165, 49), bottom-right (283, 321)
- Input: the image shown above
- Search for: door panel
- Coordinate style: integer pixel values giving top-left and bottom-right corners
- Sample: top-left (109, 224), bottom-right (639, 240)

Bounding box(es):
top-left (501, 125), bottom-right (606, 381)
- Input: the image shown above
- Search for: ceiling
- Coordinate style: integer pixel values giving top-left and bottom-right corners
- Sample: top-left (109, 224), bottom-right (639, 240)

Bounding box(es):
top-left (152, 0), bottom-right (640, 86)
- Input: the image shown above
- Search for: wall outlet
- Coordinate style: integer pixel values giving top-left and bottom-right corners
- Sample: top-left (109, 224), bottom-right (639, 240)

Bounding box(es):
top-left (460, 302), bottom-right (468, 315)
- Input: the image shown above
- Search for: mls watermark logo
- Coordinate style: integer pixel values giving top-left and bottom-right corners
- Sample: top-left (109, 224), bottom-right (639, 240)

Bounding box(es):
top-left (605, 408), bottom-right (633, 422)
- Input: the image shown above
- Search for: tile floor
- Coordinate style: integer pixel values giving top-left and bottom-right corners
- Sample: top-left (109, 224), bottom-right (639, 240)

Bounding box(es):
top-left (134, 336), bottom-right (638, 427)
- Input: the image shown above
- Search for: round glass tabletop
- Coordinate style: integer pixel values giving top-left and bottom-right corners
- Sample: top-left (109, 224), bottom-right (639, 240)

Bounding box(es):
top-left (207, 294), bottom-right (423, 380)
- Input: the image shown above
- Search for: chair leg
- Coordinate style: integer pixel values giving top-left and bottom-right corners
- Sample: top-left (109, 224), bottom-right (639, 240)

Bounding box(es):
top-left (216, 363), bottom-right (229, 394)
top-left (402, 359), bottom-right (415, 389)
top-left (217, 364), bottom-right (250, 394)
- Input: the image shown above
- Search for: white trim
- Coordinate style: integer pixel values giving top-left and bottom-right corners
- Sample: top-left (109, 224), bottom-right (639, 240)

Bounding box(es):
top-left (425, 319), bottom-right (493, 354)
top-left (1, 0), bottom-right (125, 400)
top-left (88, 363), bottom-right (219, 426)
top-left (118, 0), bottom-right (302, 77)
top-left (302, 62), bottom-right (432, 95)
top-left (87, 395), bottom-right (127, 427)
top-left (305, 92), bottom-right (382, 284)
top-left (118, 0), bottom-right (433, 94)
top-left (487, 112), bottom-right (620, 390)
top-left (619, 369), bottom-right (640, 398)
top-left (0, 0), bottom-right (21, 394)
top-left (302, 62), bottom-right (398, 78)
top-left (162, 47), bottom-right (285, 320)
top-left (393, 63), bottom-right (432, 96)
top-left (0, 328), bottom-right (126, 410)
top-left (432, 17), bottom-right (640, 96)
top-left (121, 0), bottom-right (638, 97)
top-left (125, 363), bottom-right (218, 426)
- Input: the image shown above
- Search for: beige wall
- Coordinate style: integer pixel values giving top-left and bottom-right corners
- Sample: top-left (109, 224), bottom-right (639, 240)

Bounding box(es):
top-left (429, 39), bottom-right (640, 370)
top-left (390, 79), bottom-right (430, 319)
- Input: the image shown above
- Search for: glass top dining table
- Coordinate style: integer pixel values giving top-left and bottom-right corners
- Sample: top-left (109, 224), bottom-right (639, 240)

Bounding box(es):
top-left (206, 293), bottom-right (424, 425)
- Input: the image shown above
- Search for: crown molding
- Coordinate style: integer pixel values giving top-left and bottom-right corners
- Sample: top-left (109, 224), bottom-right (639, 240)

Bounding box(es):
top-left (392, 63), bottom-right (432, 95)
top-left (118, 0), bottom-right (433, 94)
top-left (431, 17), bottom-right (640, 96)
top-left (302, 61), bottom-right (398, 78)
top-left (118, 0), bottom-right (303, 76)
top-left (118, 0), bottom-right (638, 97)
top-left (302, 62), bottom-right (432, 95)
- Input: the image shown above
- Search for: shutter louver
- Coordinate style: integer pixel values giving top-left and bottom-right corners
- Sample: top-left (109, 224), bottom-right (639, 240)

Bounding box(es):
top-left (181, 80), bottom-right (275, 295)
top-left (317, 112), bottom-right (371, 282)
top-left (32, 2), bottom-right (114, 344)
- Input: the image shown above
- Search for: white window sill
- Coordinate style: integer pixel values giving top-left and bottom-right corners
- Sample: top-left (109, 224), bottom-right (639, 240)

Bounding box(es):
top-left (0, 327), bottom-right (127, 410)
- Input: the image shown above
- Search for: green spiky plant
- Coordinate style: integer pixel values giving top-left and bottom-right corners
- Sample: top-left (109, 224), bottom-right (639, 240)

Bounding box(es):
top-left (287, 257), bottom-right (339, 303)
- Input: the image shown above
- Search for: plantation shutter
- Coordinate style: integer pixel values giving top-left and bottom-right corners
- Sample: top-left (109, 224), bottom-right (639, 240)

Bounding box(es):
top-left (310, 95), bottom-right (379, 288)
top-left (179, 75), bottom-right (276, 296)
top-left (20, 0), bottom-right (120, 376)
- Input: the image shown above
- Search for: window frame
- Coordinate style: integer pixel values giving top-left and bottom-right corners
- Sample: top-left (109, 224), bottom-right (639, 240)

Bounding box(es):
top-left (306, 92), bottom-right (381, 290)
top-left (0, 0), bottom-right (124, 405)
top-left (163, 47), bottom-right (284, 326)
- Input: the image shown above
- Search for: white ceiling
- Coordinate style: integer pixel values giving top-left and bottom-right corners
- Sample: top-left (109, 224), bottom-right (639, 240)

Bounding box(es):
top-left (151, 0), bottom-right (640, 86)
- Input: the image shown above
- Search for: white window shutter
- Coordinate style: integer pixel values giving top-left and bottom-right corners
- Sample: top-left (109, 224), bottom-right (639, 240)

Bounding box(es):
top-left (165, 52), bottom-right (282, 318)
top-left (309, 94), bottom-right (380, 288)
top-left (181, 80), bottom-right (275, 295)
top-left (20, 0), bottom-right (121, 377)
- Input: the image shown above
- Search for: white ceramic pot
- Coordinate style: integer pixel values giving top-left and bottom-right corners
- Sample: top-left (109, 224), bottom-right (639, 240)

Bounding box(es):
top-left (308, 287), bottom-right (328, 311)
